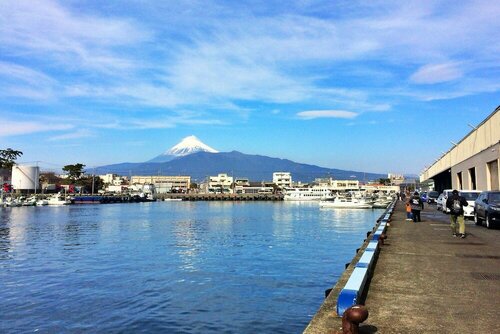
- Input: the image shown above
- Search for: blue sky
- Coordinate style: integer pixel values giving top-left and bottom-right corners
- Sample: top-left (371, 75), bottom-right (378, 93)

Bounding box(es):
top-left (0, 0), bottom-right (499, 175)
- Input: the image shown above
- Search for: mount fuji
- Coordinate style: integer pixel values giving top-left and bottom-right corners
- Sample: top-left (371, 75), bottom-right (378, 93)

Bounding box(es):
top-left (148, 135), bottom-right (218, 163)
top-left (96, 136), bottom-right (386, 182)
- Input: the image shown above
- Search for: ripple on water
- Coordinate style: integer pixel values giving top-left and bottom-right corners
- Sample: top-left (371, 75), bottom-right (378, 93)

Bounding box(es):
top-left (0, 202), bottom-right (384, 333)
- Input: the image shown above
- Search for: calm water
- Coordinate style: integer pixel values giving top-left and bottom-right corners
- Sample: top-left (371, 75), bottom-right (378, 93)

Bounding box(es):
top-left (0, 202), bottom-right (384, 333)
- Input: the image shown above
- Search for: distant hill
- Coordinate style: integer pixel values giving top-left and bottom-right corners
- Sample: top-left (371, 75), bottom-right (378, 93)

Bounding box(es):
top-left (97, 150), bottom-right (385, 183)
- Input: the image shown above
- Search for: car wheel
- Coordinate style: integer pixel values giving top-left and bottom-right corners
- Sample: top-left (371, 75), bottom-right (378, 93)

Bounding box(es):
top-left (486, 214), bottom-right (492, 229)
top-left (474, 213), bottom-right (481, 225)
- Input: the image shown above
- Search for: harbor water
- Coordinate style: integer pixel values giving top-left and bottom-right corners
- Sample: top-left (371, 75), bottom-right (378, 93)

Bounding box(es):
top-left (0, 202), bottom-right (384, 333)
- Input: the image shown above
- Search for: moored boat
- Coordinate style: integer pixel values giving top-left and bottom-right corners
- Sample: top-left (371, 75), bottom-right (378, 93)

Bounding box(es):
top-left (47, 193), bottom-right (71, 205)
top-left (319, 195), bottom-right (373, 209)
top-left (283, 186), bottom-right (335, 201)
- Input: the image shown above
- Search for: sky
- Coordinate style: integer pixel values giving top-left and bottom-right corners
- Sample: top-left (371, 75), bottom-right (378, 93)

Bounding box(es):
top-left (0, 0), bottom-right (499, 175)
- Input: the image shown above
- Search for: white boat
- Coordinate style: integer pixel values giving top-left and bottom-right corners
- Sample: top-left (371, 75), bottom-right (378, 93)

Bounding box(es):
top-left (2, 196), bottom-right (22, 207)
top-left (283, 186), bottom-right (335, 201)
top-left (36, 199), bottom-right (49, 206)
top-left (47, 193), bottom-right (71, 205)
top-left (319, 196), bottom-right (373, 209)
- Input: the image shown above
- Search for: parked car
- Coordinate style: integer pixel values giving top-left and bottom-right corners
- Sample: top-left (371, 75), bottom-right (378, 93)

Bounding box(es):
top-left (427, 191), bottom-right (440, 204)
top-left (441, 189), bottom-right (454, 213)
top-left (474, 191), bottom-right (500, 228)
top-left (459, 190), bottom-right (482, 219)
top-left (436, 193), bottom-right (445, 211)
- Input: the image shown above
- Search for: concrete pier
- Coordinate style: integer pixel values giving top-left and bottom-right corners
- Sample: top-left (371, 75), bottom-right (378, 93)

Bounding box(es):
top-left (304, 201), bottom-right (500, 333)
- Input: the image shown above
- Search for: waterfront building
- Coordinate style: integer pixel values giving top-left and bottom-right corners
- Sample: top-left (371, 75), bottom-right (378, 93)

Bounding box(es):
top-left (99, 173), bottom-right (127, 186)
top-left (131, 175), bottom-right (191, 194)
top-left (234, 177), bottom-right (250, 187)
top-left (363, 184), bottom-right (400, 194)
top-left (388, 173), bottom-right (405, 185)
top-left (420, 106), bottom-right (499, 192)
top-left (273, 172), bottom-right (292, 188)
top-left (208, 173), bottom-right (233, 193)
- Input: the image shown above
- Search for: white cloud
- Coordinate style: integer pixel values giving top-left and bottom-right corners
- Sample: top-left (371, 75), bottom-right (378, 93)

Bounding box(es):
top-left (0, 119), bottom-right (72, 136)
top-left (296, 110), bottom-right (358, 120)
top-left (410, 63), bottom-right (463, 84)
top-left (48, 129), bottom-right (93, 141)
top-left (0, 0), bottom-right (149, 72)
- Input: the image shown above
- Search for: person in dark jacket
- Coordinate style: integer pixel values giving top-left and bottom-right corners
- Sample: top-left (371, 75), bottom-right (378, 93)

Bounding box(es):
top-left (446, 189), bottom-right (468, 238)
top-left (409, 191), bottom-right (424, 222)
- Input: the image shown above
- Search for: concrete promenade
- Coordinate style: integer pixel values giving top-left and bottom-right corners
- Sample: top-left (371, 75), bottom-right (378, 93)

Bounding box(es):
top-left (304, 200), bottom-right (500, 333)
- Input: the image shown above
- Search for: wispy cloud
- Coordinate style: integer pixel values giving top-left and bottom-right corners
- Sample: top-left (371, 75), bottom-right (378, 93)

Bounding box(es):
top-left (0, 0), bottom-right (499, 140)
top-left (48, 129), bottom-right (94, 141)
top-left (0, 0), bottom-right (149, 72)
top-left (410, 62), bottom-right (463, 84)
top-left (296, 110), bottom-right (358, 120)
top-left (0, 119), bottom-right (73, 136)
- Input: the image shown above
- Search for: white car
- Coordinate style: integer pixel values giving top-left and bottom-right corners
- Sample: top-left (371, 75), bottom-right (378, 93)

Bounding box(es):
top-left (441, 189), bottom-right (454, 213)
top-left (436, 193), bottom-right (445, 211)
top-left (460, 190), bottom-right (482, 219)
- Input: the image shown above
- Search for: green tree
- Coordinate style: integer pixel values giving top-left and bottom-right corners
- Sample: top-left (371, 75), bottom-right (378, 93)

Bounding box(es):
top-left (77, 175), bottom-right (104, 194)
top-left (0, 148), bottom-right (23, 169)
top-left (62, 163), bottom-right (86, 182)
top-left (378, 178), bottom-right (391, 185)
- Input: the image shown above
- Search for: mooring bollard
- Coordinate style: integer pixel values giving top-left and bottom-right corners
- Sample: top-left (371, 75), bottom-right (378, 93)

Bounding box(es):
top-left (378, 233), bottom-right (387, 245)
top-left (341, 305), bottom-right (369, 334)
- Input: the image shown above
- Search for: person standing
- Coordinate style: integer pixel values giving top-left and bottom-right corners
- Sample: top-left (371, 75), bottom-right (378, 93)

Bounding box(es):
top-left (405, 201), bottom-right (413, 221)
top-left (446, 190), bottom-right (468, 238)
top-left (409, 191), bottom-right (424, 222)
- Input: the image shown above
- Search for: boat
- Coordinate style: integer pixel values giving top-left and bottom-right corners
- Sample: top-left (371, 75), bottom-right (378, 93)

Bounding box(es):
top-left (319, 195), bottom-right (373, 209)
top-left (164, 198), bottom-right (183, 201)
top-left (22, 195), bottom-right (37, 206)
top-left (47, 193), bottom-right (71, 205)
top-left (4, 197), bottom-right (22, 207)
top-left (283, 186), bottom-right (335, 201)
top-left (36, 199), bottom-right (49, 206)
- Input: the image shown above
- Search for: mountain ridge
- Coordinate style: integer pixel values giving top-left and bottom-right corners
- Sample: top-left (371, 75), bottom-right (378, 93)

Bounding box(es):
top-left (97, 150), bottom-right (385, 182)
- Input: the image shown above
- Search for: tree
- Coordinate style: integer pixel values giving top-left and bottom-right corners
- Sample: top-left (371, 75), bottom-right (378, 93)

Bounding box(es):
top-left (0, 148), bottom-right (23, 169)
top-left (378, 178), bottom-right (391, 185)
top-left (62, 163), bottom-right (86, 182)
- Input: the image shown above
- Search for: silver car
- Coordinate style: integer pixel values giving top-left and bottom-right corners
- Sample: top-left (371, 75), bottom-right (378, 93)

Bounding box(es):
top-left (436, 193), bottom-right (445, 211)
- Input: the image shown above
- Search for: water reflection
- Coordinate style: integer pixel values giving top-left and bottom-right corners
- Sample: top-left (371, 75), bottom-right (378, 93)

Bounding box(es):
top-left (0, 202), bottom-right (384, 334)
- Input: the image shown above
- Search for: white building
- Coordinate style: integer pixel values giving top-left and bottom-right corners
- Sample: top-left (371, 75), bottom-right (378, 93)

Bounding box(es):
top-left (99, 173), bottom-right (127, 186)
top-left (313, 177), bottom-right (360, 191)
top-left (131, 175), bottom-right (191, 194)
top-left (273, 172), bottom-right (292, 188)
top-left (388, 173), bottom-right (405, 186)
top-left (208, 173), bottom-right (233, 192)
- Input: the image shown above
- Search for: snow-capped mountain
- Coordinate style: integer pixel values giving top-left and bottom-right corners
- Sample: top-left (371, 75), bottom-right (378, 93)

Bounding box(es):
top-left (148, 135), bottom-right (218, 162)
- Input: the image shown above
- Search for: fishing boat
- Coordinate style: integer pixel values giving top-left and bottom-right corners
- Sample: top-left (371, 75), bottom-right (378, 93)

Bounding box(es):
top-left (47, 193), bottom-right (71, 205)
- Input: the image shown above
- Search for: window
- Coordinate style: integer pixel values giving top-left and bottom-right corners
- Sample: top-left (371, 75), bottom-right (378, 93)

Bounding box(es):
top-left (457, 172), bottom-right (463, 190)
top-left (487, 159), bottom-right (499, 191)
top-left (468, 167), bottom-right (476, 190)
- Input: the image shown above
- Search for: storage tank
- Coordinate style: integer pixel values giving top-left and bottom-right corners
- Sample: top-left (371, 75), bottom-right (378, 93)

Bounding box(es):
top-left (11, 165), bottom-right (40, 191)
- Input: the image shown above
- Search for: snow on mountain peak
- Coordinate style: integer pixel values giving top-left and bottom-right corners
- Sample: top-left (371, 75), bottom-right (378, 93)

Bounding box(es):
top-left (164, 135), bottom-right (218, 157)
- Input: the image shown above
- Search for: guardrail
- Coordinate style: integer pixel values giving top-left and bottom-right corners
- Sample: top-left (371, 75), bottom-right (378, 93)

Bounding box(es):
top-left (336, 201), bottom-right (395, 316)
